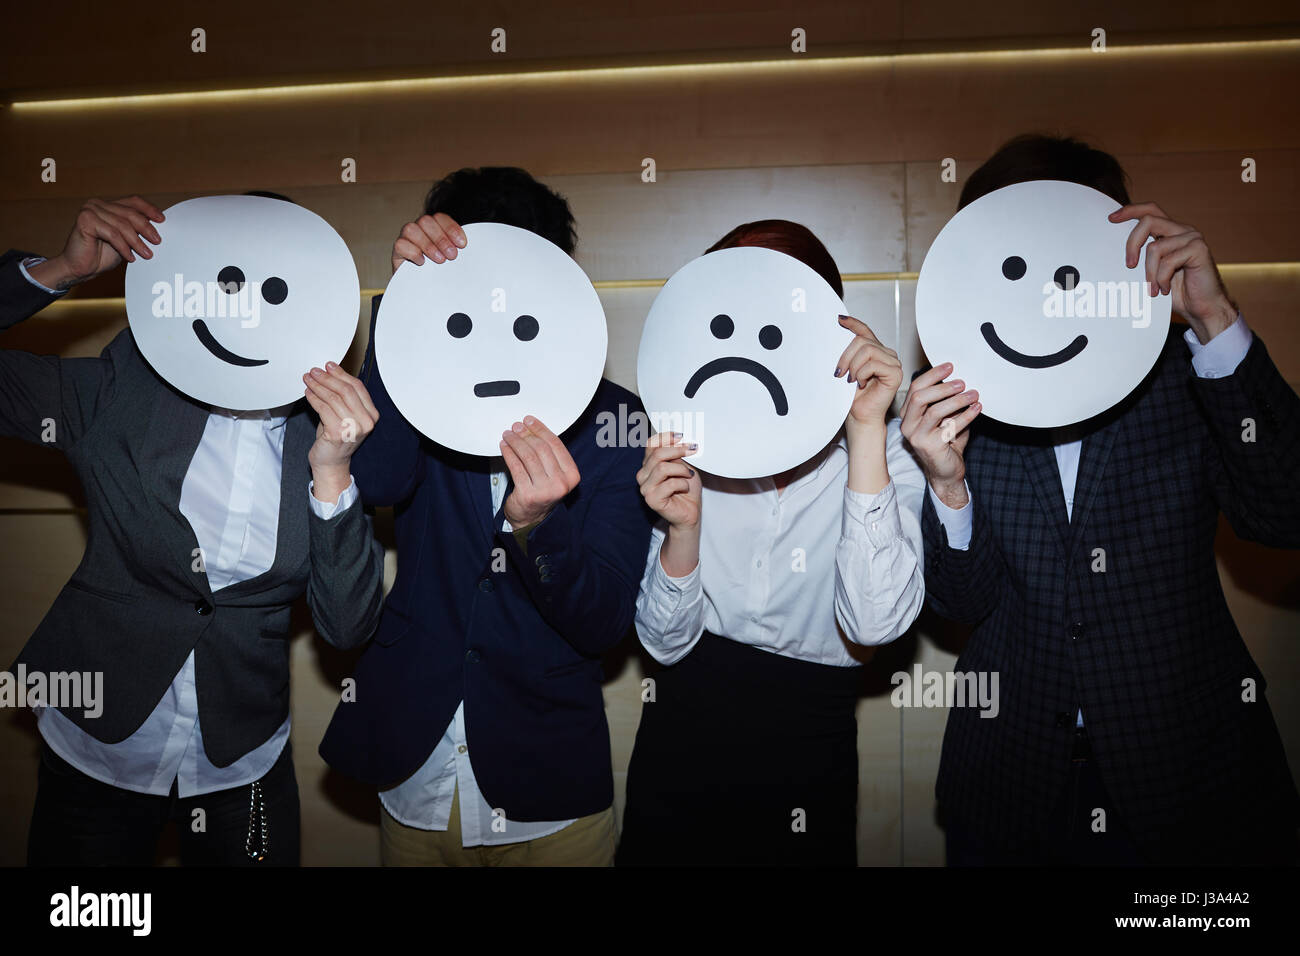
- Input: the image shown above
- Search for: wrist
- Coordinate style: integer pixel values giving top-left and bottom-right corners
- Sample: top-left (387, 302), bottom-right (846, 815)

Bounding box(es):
top-left (311, 464), bottom-right (352, 503)
top-left (26, 255), bottom-right (79, 292)
top-left (930, 476), bottom-right (968, 509)
top-left (1190, 296), bottom-right (1237, 344)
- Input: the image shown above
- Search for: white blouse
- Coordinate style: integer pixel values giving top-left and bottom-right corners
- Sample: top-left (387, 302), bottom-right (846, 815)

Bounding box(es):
top-left (635, 418), bottom-right (926, 668)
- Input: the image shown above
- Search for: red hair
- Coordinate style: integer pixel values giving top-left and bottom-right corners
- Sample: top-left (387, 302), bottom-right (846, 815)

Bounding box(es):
top-left (704, 219), bottom-right (844, 299)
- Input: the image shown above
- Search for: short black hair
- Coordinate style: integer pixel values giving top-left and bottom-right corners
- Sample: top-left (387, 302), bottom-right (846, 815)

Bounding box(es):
top-left (959, 134), bottom-right (1131, 210)
top-left (422, 167), bottom-right (577, 255)
top-left (243, 190), bottom-right (295, 203)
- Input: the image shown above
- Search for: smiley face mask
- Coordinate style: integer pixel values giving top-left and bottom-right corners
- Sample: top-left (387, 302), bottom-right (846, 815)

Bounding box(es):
top-left (124, 195), bottom-right (361, 410)
top-left (916, 180), bottom-right (1172, 429)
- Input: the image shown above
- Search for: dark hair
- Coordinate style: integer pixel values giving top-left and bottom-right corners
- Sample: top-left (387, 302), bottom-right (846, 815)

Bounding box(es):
top-left (243, 190), bottom-right (295, 203)
top-left (705, 219), bottom-right (844, 298)
top-left (422, 167), bottom-right (577, 255)
top-left (959, 134), bottom-right (1131, 210)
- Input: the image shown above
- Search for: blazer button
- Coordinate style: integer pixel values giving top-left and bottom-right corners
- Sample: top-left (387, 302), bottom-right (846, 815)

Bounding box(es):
top-left (478, 578), bottom-right (494, 593)
top-left (465, 649), bottom-right (481, 664)
top-left (1067, 622), bottom-right (1083, 640)
top-left (194, 599), bottom-right (213, 616)
top-left (539, 569), bottom-right (553, 583)
top-left (534, 554), bottom-right (550, 567)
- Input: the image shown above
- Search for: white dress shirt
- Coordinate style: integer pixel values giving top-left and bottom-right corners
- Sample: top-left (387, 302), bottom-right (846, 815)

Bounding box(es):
top-left (34, 404), bottom-right (357, 798)
top-left (380, 467), bottom-right (575, 846)
top-left (928, 315), bottom-right (1255, 726)
top-left (636, 418), bottom-right (927, 668)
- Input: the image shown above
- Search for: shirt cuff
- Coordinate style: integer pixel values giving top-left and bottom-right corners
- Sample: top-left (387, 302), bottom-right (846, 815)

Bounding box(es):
top-left (649, 537), bottom-right (701, 600)
top-left (1185, 314), bottom-right (1251, 379)
top-left (927, 480), bottom-right (973, 551)
top-left (842, 480), bottom-right (903, 549)
top-left (19, 257), bottom-right (68, 296)
top-left (308, 476), bottom-right (358, 520)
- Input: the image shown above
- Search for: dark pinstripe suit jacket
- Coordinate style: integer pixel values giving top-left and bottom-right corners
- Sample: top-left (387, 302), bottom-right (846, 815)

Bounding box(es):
top-left (921, 323), bottom-right (1300, 862)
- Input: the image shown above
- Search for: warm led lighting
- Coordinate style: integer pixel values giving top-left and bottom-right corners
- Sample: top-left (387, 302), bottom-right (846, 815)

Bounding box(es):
top-left (10, 38), bottom-right (1298, 111)
top-left (32, 262), bottom-right (1298, 312)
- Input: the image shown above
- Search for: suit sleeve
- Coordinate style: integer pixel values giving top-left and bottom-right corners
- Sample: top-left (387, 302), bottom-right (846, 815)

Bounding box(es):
top-left (0, 249), bottom-right (117, 449)
top-left (496, 443), bottom-right (655, 657)
top-left (1193, 334), bottom-right (1300, 547)
top-left (305, 483), bottom-right (387, 650)
top-left (920, 479), bottom-right (1007, 625)
top-left (347, 294), bottom-right (423, 507)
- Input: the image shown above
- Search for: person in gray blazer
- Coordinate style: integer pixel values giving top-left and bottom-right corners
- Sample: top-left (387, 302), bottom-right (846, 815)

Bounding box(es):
top-left (1, 195), bottom-right (386, 865)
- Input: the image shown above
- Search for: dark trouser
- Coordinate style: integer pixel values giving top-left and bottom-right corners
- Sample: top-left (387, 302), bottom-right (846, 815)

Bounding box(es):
top-left (27, 739), bottom-right (300, 867)
top-left (618, 631), bottom-right (860, 867)
top-left (945, 730), bottom-right (1142, 866)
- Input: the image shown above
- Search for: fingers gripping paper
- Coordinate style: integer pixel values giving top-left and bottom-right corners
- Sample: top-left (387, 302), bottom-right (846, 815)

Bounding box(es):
top-left (637, 247), bottom-right (855, 479)
top-left (375, 223), bottom-right (608, 456)
top-left (915, 180), bottom-right (1172, 429)
top-left (125, 195), bottom-right (361, 410)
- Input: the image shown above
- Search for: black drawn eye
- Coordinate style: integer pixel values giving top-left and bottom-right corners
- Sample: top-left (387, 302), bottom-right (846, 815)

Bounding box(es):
top-left (1001, 256), bottom-right (1027, 281)
top-left (514, 315), bottom-right (539, 341)
top-left (710, 314), bottom-right (734, 339)
top-left (261, 276), bottom-right (288, 305)
top-left (759, 325), bottom-right (782, 350)
top-left (217, 265), bottom-right (245, 293)
top-left (1054, 265), bottom-right (1080, 291)
top-left (447, 312), bottom-right (472, 338)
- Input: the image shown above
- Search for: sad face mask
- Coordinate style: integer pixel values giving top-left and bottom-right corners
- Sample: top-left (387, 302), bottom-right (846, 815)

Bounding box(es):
top-left (637, 246), bottom-right (854, 479)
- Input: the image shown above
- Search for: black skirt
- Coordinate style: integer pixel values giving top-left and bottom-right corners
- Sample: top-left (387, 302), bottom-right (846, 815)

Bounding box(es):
top-left (617, 631), bottom-right (861, 866)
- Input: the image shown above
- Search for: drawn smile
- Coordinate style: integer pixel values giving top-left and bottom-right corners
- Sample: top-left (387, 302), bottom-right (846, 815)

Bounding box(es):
top-left (684, 356), bottom-right (789, 416)
top-left (191, 320), bottom-right (268, 367)
top-left (979, 322), bottom-right (1088, 369)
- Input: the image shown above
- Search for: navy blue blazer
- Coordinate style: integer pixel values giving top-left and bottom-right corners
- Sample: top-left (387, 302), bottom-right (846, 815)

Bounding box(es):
top-left (320, 297), bottom-right (655, 821)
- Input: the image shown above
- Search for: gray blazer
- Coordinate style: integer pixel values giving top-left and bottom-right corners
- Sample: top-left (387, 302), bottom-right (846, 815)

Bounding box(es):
top-left (1, 250), bottom-right (384, 767)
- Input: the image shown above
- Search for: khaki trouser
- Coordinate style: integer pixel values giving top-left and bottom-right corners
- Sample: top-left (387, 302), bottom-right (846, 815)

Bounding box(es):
top-left (380, 785), bottom-right (615, 866)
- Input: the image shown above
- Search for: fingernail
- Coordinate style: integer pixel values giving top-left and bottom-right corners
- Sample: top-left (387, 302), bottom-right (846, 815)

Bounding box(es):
top-left (686, 443), bottom-right (698, 450)
top-left (512, 422), bottom-right (525, 433)
top-left (326, 361), bottom-right (337, 370)
top-left (671, 431), bottom-right (683, 439)
top-left (688, 468), bottom-right (696, 477)
top-left (833, 367), bottom-right (842, 377)
top-left (838, 314), bottom-right (850, 321)
top-left (523, 416), bottom-right (536, 425)
top-left (972, 402), bottom-right (982, 412)
top-left (454, 233), bottom-right (467, 248)
top-left (847, 374), bottom-right (855, 384)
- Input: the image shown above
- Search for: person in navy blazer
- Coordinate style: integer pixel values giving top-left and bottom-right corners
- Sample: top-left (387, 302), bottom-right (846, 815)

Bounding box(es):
top-left (320, 168), bottom-right (654, 865)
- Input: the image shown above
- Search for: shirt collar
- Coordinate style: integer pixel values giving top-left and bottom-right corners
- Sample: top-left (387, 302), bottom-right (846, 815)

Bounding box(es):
top-left (208, 404), bottom-right (292, 430)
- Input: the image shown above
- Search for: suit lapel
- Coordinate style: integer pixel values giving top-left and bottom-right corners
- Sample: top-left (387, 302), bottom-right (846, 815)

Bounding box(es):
top-left (463, 464), bottom-right (495, 546)
top-left (1066, 415), bottom-right (1122, 557)
top-left (221, 406), bottom-right (314, 597)
top-left (139, 383), bottom-right (212, 599)
top-left (1016, 442), bottom-right (1070, 559)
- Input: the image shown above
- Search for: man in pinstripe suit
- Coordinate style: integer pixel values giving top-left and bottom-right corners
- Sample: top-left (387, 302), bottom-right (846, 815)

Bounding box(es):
top-left (904, 135), bottom-right (1300, 865)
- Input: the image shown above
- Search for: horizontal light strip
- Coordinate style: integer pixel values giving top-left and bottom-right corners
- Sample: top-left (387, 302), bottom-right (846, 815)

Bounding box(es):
top-left (10, 38), bottom-right (1299, 111)
top-left (30, 261), bottom-right (1300, 309)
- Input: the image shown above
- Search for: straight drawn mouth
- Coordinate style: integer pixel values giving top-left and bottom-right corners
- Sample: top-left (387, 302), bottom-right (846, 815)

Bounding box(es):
top-left (684, 356), bottom-right (789, 415)
top-left (474, 380), bottom-right (521, 397)
top-left (979, 322), bottom-right (1087, 369)
top-left (191, 320), bottom-right (268, 367)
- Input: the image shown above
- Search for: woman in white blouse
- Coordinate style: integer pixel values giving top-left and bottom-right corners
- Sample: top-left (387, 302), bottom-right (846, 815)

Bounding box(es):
top-left (616, 220), bottom-right (928, 866)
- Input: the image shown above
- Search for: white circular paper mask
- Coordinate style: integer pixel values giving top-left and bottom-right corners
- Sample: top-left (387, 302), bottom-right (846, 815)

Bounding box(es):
top-left (637, 247), bottom-right (854, 479)
top-left (375, 222), bottom-right (608, 457)
top-left (125, 195), bottom-right (361, 410)
top-left (916, 180), bottom-right (1171, 429)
